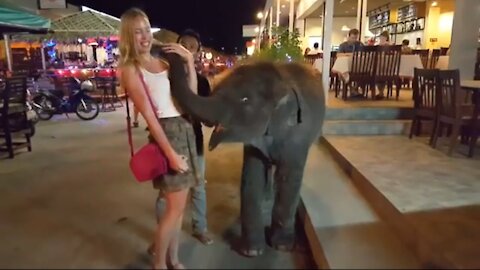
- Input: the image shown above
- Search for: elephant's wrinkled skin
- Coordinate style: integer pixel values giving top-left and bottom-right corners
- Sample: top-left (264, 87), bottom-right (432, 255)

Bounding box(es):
top-left (157, 48), bottom-right (325, 256)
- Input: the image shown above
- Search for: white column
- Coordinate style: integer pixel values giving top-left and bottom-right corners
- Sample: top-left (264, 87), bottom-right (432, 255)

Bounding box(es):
top-left (289, 0), bottom-right (295, 33)
top-left (356, 0), bottom-right (362, 30)
top-left (3, 34), bottom-right (12, 72)
top-left (448, 0), bottom-right (480, 80)
top-left (361, 0), bottom-right (368, 41)
top-left (276, 0), bottom-right (280, 27)
top-left (269, 6), bottom-right (273, 38)
top-left (40, 42), bottom-right (46, 71)
top-left (323, 0), bottom-right (334, 106)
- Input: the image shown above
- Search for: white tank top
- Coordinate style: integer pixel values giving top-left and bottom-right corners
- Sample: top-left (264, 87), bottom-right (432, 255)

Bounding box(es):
top-left (140, 68), bottom-right (182, 118)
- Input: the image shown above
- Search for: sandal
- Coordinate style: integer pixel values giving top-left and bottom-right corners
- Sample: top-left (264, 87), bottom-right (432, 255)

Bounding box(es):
top-left (192, 232), bottom-right (214, 245)
top-left (170, 263), bottom-right (185, 269)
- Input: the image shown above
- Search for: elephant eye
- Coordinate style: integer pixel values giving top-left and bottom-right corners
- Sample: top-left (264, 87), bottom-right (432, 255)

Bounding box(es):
top-left (241, 97), bottom-right (248, 103)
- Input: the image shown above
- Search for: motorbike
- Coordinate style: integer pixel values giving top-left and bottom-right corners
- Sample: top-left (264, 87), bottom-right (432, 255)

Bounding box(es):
top-left (32, 77), bottom-right (99, 121)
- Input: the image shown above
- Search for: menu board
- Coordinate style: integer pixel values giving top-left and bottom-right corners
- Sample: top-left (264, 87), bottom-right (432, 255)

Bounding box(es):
top-left (369, 10), bottom-right (390, 30)
top-left (397, 3), bottom-right (426, 22)
top-left (397, 4), bottom-right (417, 22)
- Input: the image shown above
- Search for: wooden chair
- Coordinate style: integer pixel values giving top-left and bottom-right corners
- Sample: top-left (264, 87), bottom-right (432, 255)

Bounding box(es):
top-left (440, 47), bottom-right (449, 56)
top-left (409, 68), bottom-right (440, 144)
top-left (429, 49), bottom-right (441, 69)
top-left (431, 69), bottom-right (474, 156)
top-left (341, 46), bottom-right (377, 100)
top-left (374, 45), bottom-right (402, 100)
top-left (0, 76), bottom-right (32, 158)
top-left (329, 51), bottom-right (341, 94)
top-left (413, 49), bottom-right (430, 69)
top-left (304, 53), bottom-right (322, 65)
top-left (474, 61), bottom-right (480, 80)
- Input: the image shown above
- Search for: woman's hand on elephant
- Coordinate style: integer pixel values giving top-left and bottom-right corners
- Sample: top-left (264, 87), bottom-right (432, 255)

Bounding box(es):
top-left (166, 151), bottom-right (189, 174)
top-left (161, 43), bottom-right (194, 64)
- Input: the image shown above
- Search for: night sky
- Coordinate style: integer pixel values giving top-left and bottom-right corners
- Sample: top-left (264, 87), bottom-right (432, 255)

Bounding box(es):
top-left (67, 0), bottom-right (266, 54)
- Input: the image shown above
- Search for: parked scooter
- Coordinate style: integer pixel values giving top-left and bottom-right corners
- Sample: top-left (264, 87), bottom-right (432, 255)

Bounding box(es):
top-left (33, 77), bottom-right (99, 121)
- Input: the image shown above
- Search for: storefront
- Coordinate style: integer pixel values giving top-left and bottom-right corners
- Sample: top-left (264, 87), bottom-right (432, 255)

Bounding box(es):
top-left (260, 0), bottom-right (480, 99)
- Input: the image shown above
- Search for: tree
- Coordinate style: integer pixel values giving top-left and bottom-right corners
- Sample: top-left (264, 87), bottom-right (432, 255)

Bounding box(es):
top-left (253, 27), bottom-right (303, 63)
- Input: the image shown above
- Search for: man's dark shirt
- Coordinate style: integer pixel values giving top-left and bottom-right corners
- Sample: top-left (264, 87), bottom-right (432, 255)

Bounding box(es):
top-left (338, 41), bottom-right (364, 53)
top-left (193, 73), bottom-right (211, 155)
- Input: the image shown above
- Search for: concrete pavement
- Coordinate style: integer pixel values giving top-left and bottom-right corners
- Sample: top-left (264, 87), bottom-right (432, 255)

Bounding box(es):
top-left (0, 109), bottom-right (313, 269)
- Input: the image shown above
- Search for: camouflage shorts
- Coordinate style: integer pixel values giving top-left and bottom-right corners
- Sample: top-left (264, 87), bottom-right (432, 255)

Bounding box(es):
top-left (150, 116), bottom-right (201, 194)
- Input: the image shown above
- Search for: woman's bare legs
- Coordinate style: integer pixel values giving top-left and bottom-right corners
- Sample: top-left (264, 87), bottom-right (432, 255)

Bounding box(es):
top-left (167, 213), bottom-right (185, 269)
top-left (133, 106), bottom-right (139, 127)
top-left (153, 188), bottom-right (189, 270)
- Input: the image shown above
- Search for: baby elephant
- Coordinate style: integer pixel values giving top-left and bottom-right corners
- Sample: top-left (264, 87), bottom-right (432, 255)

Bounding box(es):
top-left (160, 50), bottom-right (326, 257)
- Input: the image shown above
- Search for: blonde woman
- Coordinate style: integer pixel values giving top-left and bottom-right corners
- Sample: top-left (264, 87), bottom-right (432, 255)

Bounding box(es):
top-left (119, 8), bottom-right (200, 270)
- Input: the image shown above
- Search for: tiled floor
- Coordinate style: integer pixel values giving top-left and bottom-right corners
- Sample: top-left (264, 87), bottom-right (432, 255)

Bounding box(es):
top-left (323, 135), bottom-right (480, 268)
top-left (325, 135), bottom-right (480, 213)
top-left (301, 143), bottom-right (421, 269)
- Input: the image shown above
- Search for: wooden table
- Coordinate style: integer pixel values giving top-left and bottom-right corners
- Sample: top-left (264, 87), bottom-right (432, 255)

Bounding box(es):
top-left (461, 80), bottom-right (480, 157)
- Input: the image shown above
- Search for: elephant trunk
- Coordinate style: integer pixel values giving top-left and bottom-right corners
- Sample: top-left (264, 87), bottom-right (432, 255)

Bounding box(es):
top-left (163, 52), bottom-right (222, 125)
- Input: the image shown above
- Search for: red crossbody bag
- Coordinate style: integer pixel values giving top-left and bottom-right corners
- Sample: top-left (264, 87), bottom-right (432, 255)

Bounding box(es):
top-left (125, 67), bottom-right (168, 182)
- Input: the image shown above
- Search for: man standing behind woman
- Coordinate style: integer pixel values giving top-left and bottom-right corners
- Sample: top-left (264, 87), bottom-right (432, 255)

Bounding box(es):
top-left (119, 8), bottom-right (200, 269)
top-left (153, 29), bottom-right (214, 246)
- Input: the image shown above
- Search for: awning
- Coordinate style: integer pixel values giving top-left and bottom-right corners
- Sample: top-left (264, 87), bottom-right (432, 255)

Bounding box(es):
top-left (0, 6), bottom-right (51, 34)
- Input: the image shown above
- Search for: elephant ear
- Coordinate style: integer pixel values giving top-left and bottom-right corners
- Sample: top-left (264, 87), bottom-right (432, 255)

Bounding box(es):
top-left (269, 67), bottom-right (304, 127)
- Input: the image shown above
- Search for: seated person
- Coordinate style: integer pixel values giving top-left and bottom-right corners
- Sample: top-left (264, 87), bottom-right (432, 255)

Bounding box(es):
top-left (308, 42), bottom-right (323, 55)
top-left (401, 39), bottom-right (413, 54)
top-left (338, 29), bottom-right (364, 53)
top-left (378, 31), bottom-right (391, 46)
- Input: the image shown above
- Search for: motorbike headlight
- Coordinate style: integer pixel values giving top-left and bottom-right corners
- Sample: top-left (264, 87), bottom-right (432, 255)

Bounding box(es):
top-left (80, 80), bottom-right (94, 92)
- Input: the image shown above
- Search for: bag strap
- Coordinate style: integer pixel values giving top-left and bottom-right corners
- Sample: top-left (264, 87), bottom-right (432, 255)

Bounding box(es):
top-left (126, 66), bottom-right (159, 157)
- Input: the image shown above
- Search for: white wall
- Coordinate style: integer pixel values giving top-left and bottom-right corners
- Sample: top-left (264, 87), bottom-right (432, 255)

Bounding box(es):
top-left (304, 18), bottom-right (323, 49)
top-left (331, 17), bottom-right (357, 46)
top-left (302, 16), bottom-right (357, 49)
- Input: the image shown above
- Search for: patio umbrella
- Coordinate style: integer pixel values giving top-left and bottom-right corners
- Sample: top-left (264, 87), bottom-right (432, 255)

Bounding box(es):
top-left (0, 6), bottom-right (51, 71)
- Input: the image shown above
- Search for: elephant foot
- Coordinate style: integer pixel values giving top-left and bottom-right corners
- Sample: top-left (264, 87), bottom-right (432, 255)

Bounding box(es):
top-left (233, 237), bottom-right (265, 258)
top-left (267, 226), bottom-right (299, 253)
top-left (272, 243), bottom-right (294, 252)
top-left (271, 240), bottom-right (308, 253)
top-left (239, 248), bottom-right (264, 257)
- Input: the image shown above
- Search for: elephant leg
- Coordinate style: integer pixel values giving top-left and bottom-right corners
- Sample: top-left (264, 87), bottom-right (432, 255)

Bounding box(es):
top-left (239, 145), bottom-right (269, 257)
top-left (269, 148), bottom-right (309, 252)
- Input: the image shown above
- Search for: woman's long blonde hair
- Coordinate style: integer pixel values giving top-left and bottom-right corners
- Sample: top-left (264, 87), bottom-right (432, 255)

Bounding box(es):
top-left (119, 8), bottom-right (149, 66)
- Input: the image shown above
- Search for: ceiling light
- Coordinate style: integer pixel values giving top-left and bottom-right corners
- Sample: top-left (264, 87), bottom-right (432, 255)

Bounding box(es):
top-left (431, 1), bottom-right (438, 7)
